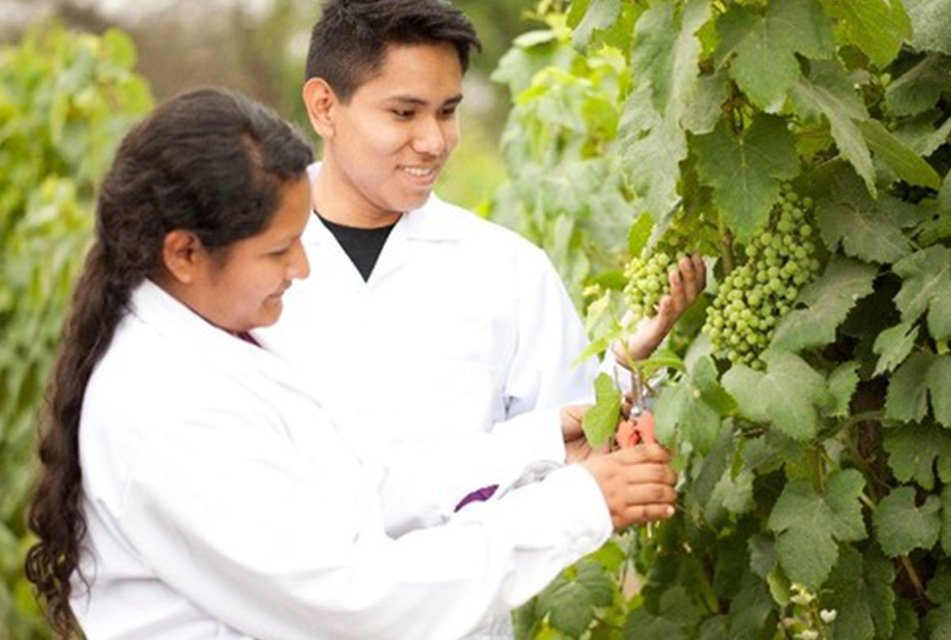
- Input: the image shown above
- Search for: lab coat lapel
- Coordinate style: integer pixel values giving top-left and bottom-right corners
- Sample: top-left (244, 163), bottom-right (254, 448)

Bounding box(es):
top-left (130, 280), bottom-right (315, 399)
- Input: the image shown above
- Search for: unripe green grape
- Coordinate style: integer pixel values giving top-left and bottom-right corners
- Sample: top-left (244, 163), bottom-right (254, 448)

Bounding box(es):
top-left (707, 186), bottom-right (822, 365)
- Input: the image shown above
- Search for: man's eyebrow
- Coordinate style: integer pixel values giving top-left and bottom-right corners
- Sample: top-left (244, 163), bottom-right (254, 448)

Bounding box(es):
top-left (387, 94), bottom-right (464, 107)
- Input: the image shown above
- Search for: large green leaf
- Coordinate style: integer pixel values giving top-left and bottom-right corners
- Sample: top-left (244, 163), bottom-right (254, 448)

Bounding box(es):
top-left (654, 356), bottom-right (733, 454)
top-left (825, 546), bottom-right (896, 640)
top-left (893, 246), bottom-right (951, 341)
top-left (820, 0), bottom-right (911, 67)
top-left (572, 0), bottom-right (622, 50)
top-left (884, 421), bottom-right (951, 490)
top-left (722, 351), bottom-right (832, 441)
top-left (771, 257), bottom-right (878, 351)
top-left (885, 351), bottom-right (935, 424)
top-left (827, 361), bottom-right (860, 418)
top-left (583, 372), bottom-right (622, 447)
top-left (682, 71), bottom-right (729, 135)
top-left (715, 0), bottom-right (835, 109)
top-left (873, 320), bottom-right (919, 376)
top-left (693, 115), bottom-right (798, 242)
top-left (538, 561), bottom-right (615, 637)
top-left (767, 469), bottom-right (866, 589)
top-left (792, 61), bottom-right (875, 195)
top-left (885, 54), bottom-right (951, 117)
top-left (621, 0), bottom-right (710, 221)
top-left (903, 0), bottom-right (951, 54)
top-left (874, 486), bottom-right (941, 557)
top-left (624, 587), bottom-right (701, 640)
top-left (817, 169), bottom-right (914, 263)
top-left (859, 119), bottom-right (942, 189)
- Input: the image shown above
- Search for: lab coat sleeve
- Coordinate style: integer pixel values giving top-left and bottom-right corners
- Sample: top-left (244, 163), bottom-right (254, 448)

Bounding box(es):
top-left (504, 245), bottom-right (599, 418)
top-left (115, 412), bottom-right (611, 640)
top-left (372, 406), bottom-right (567, 536)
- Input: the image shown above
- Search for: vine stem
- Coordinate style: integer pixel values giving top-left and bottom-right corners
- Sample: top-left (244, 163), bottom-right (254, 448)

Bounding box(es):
top-left (718, 217), bottom-right (735, 274)
top-left (899, 555), bottom-right (926, 604)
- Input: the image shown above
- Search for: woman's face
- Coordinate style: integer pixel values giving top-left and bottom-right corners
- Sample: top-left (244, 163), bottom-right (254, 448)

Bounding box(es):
top-left (190, 176), bottom-right (312, 333)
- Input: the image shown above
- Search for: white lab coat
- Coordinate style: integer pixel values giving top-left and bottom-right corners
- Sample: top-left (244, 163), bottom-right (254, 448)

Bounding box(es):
top-left (256, 170), bottom-right (600, 533)
top-left (71, 280), bottom-right (612, 640)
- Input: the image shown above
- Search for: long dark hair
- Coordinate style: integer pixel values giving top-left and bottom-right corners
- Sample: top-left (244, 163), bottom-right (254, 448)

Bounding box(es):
top-left (24, 87), bottom-right (313, 638)
top-left (305, 0), bottom-right (482, 102)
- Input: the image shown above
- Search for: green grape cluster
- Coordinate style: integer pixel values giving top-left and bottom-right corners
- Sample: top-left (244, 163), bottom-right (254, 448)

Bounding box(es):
top-left (623, 247), bottom-right (685, 318)
top-left (703, 185), bottom-right (821, 369)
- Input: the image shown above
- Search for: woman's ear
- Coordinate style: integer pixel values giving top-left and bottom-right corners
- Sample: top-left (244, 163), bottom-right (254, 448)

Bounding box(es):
top-left (302, 78), bottom-right (337, 140)
top-left (161, 230), bottom-right (204, 284)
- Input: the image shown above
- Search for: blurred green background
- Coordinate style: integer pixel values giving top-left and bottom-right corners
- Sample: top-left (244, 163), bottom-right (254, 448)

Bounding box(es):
top-left (0, 1), bottom-right (543, 637)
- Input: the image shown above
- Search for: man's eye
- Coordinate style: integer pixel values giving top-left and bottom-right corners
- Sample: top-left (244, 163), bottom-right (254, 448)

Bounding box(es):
top-left (392, 109), bottom-right (414, 119)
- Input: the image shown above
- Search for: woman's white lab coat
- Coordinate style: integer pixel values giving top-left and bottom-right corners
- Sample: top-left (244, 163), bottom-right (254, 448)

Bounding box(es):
top-left (71, 281), bottom-right (611, 640)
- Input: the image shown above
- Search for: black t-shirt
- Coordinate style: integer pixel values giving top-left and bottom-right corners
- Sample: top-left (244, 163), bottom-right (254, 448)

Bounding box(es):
top-left (316, 211), bottom-right (397, 282)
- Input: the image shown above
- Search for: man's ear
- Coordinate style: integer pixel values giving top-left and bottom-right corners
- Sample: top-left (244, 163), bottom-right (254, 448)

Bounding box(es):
top-left (302, 78), bottom-right (337, 139)
top-left (161, 230), bottom-right (204, 285)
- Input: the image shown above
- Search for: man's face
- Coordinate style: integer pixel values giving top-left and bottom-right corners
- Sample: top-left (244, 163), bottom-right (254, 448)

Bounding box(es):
top-left (323, 42), bottom-right (463, 222)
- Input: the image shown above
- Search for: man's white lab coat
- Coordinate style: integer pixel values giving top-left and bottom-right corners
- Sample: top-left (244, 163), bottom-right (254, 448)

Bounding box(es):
top-left (71, 280), bottom-right (611, 640)
top-left (257, 177), bottom-right (600, 531)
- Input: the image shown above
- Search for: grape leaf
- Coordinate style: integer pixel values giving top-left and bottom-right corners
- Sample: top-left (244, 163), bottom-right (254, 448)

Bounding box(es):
top-left (693, 115), bottom-right (798, 242)
top-left (722, 350), bottom-right (832, 441)
top-left (653, 356), bottom-right (731, 455)
top-left (683, 71), bottom-right (729, 135)
top-left (859, 119), bottom-right (942, 189)
top-left (820, 0), bottom-right (911, 68)
top-left (583, 373), bottom-right (621, 447)
top-left (885, 351), bottom-right (935, 423)
top-left (624, 587), bottom-right (701, 640)
top-left (942, 485), bottom-right (951, 555)
top-left (901, 113), bottom-right (951, 158)
top-left (621, 0), bottom-right (709, 222)
top-left (767, 469), bottom-right (867, 589)
top-left (715, 0), bottom-right (835, 109)
top-left (572, 0), bottom-right (621, 50)
top-left (883, 422), bottom-right (951, 490)
top-left (873, 486), bottom-right (941, 557)
top-left (827, 361), bottom-right (860, 418)
top-left (792, 61), bottom-right (876, 196)
top-left (873, 321), bottom-right (919, 376)
top-left (538, 561), bottom-right (614, 638)
top-left (893, 599), bottom-right (920, 640)
top-left (930, 356), bottom-right (951, 428)
top-left (825, 545), bottom-right (896, 640)
top-left (926, 606), bottom-right (951, 640)
top-left (711, 467), bottom-right (754, 516)
top-left (885, 54), bottom-right (951, 117)
top-left (726, 574), bottom-right (774, 639)
top-left (816, 168), bottom-right (914, 263)
top-left (941, 170), bottom-right (951, 213)
top-left (771, 257), bottom-right (878, 351)
top-left (903, 0), bottom-right (951, 55)
top-left (893, 246), bottom-right (951, 341)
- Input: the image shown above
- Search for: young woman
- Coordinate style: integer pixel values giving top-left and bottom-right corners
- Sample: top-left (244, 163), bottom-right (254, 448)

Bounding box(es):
top-left (25, 88), bottom-right (677, 640)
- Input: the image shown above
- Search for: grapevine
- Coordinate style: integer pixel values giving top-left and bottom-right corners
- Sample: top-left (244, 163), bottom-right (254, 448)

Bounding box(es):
top-left (703, 184), bottom-right (821, 368)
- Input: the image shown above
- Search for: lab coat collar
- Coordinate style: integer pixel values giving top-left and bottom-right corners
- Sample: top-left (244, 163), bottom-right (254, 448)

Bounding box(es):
top-left (304, 161), bottom-right (470, 247)
top-left (129, 280), bottom-right (305, 386)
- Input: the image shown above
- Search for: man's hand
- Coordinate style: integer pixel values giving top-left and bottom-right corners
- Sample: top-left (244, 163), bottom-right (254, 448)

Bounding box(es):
top-left (582, 444), bottom-right (678, 529)
top-left (614, 253), bottom-right (706, 364)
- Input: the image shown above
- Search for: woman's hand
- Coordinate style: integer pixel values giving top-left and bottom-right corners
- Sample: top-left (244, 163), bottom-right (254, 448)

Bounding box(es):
top-left (582, 444), bottom-right (678, 530)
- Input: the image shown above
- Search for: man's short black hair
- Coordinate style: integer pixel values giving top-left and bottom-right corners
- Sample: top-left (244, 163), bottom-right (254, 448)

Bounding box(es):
top-left (305, 0), bottom-right (482, 102)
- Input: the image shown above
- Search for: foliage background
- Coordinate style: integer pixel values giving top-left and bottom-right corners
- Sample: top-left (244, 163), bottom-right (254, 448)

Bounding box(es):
top-left (493, 1), bottom-right (951, 639)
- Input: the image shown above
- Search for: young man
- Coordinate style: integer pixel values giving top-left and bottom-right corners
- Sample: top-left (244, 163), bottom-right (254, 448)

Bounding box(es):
top-left (257, 1), bottom-right (703, 635)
